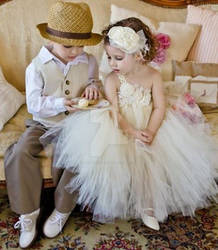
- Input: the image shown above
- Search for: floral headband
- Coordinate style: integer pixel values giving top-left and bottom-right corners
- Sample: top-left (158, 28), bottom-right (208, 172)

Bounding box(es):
top-left (107, 26), bottom-right (149, 54)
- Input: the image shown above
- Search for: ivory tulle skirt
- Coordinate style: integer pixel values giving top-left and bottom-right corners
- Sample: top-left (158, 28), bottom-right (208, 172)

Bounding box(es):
top-left (41, 107), bottom-right (218, 223)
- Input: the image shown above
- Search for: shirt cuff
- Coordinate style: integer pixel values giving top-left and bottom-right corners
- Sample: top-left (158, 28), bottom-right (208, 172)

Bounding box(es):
top-left (54, 97), bottom-right (66, 112)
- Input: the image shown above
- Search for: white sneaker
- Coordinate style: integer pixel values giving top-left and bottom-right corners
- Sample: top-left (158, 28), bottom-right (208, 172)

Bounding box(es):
top-left (43, 209), bottom-right (71, 238)
top-left (141, 208), bottom-right (160, 231)
top-left (14, 208), bottom-right (40, 249)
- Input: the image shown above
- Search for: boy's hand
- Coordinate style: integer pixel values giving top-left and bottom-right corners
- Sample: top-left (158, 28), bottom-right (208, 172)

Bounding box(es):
top-left (81, 85), bottom-right (101, 100)
top-left (64, 99), bottom-right (79, 113)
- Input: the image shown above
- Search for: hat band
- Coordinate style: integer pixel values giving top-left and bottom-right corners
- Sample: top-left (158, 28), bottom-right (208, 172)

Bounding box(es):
top-left (46, 26), bottom-right (91, 39)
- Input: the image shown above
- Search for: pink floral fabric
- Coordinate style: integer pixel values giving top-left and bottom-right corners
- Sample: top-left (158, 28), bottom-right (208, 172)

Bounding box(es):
top-left (153, 33), bottom-right (171, 64)
top-left (172, 93), bottom-right (204, 124)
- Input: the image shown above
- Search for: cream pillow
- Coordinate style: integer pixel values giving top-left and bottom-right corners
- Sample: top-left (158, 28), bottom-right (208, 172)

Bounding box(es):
top-left (110, 4), bottom-right (158, 32)
top-left (99, 5), bottom-right (200, 81)
top-left (0, 67), bottom-right (25, 131)
top-left (157, 22), bottom-right (200, 81)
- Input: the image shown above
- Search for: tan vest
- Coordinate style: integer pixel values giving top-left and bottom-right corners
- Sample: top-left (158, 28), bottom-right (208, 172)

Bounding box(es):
top-left (32, 57), bottom-right (89, 127)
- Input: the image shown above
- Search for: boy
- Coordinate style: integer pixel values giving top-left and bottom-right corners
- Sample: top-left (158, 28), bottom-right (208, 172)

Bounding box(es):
top-left (4, 1), bottom-right (102, 248)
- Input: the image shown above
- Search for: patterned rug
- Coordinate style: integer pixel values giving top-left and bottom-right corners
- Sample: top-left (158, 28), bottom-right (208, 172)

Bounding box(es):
top-left (0, 189), bottom-right (217, 250)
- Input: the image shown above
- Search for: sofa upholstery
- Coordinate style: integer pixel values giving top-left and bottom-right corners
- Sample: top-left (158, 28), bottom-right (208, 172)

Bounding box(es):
top-left (0, 0), bottom-right (217, 184)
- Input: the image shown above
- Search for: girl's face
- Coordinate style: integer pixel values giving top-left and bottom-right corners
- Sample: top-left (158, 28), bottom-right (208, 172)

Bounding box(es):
top-left (105, 44), bottom-right (136, 75)
top-left (51, 42), bottom-right (84, 64)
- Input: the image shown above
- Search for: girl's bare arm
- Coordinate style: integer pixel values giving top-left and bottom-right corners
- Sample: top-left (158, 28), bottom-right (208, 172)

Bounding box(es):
top-left (146, 72), bottom-right (166, 135)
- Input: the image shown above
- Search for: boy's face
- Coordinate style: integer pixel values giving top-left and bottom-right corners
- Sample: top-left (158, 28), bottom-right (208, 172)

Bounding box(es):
top-left (51, 42), bottom-right (84, 64)
top-left (105, 44), bottom-right (136, 75)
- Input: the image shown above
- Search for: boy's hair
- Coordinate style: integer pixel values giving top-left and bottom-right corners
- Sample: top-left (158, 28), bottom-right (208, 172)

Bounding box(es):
top-left (102, 17), bottom-right (158, 62)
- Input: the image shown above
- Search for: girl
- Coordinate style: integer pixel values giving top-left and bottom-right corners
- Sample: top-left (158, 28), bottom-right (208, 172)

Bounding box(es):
top-left (41, 17), bottom-right (218, 231)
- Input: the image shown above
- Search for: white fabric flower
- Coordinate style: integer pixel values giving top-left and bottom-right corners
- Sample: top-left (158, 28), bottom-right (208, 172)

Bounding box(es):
top-left (108, 26), bottom-right (143, 54)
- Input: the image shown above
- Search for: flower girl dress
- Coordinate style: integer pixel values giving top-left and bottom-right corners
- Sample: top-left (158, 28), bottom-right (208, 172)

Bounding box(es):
top-left (41, 74), bottom-right (218, 223)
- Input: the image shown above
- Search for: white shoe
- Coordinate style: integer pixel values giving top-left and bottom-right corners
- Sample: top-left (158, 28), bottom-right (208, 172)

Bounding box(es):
top-left (43, 209), bottom-right (71, 238)
top-left (141, 208), bottom-right (160, 231)
top-left (14, 208), bottom-right (40, 249)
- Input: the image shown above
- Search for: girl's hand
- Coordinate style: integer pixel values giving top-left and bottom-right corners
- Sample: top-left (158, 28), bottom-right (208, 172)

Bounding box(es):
top-left (81, 85), bottom-right (101, 100)
top-left (141, 129), bottom-right (155, 144)
top-left (133, 128), bottom-right (155, 144)
top-left (64, 99), bottom-right (79, 113)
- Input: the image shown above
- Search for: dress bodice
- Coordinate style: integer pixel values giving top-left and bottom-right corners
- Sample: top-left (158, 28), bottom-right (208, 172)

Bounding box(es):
top-left (117, 74), bottom-right (153, 130)
top-left (118, 74), bottom-right (151, 108)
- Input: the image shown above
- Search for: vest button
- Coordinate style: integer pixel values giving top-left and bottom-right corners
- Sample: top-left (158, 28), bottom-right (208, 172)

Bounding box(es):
top-left (65, 111), bottom-right (69, 115)
top-left (66, 80), bottom-right (70, 85)
top-left (65, 90), bottom-right (70, 95)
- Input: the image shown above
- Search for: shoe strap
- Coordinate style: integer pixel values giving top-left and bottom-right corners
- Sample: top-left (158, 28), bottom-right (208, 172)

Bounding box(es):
top-left (142, 207), bottom-right (154, 213)
top-left (143, 208), bottom-right (154, 212)
top-left (14, 216), bottom-right (32, 232)
top-left (142, 208), bottom-right (154, 217)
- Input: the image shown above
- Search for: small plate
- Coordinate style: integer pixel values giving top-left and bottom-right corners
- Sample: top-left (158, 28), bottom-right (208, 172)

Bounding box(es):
top-left (71, 98), bottom-right (110, 110)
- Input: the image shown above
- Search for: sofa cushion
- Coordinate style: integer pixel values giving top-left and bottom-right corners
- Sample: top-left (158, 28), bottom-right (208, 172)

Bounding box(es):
top-left (0, 105), bottom-right (30, 157)
top-left (0, 105), bottom-right (52, 181)
top-left (0, 157), bottom-right (52, 181)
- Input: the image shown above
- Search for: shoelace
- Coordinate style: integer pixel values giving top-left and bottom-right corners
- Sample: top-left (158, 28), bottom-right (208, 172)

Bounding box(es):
top-left (49, 212), bottom-right (69, 233)
top-left (14, 216), bottom-right (32, 232)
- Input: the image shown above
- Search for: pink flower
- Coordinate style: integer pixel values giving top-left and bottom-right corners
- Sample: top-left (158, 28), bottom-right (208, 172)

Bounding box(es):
top-left (153, 47), bottom-right (166, 64)
top-left (172, 93), bottom-right (203, 124)
top-left (156, 33), bottom-right (171, 49)
top-left (184, 93), bottom-right (196, 108)
top-left (152, 33), bottom-right (171, 65)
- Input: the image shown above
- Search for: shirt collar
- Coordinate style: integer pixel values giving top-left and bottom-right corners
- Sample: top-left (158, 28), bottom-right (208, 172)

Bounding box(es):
top-left (38, 46), bottom-right (89, 65)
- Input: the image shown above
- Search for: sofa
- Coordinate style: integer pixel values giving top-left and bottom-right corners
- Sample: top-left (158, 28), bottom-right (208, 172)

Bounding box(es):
top-left (0, 0), bottom-right (218, 187)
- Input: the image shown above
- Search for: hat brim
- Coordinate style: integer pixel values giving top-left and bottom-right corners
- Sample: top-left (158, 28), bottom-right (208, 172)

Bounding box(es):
top-left (37, 23), bottom-right (102, 46)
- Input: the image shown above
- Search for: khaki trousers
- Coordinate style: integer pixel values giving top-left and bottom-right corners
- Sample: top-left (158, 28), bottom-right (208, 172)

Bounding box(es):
top-left (4, 119), bottom-right (78, 215)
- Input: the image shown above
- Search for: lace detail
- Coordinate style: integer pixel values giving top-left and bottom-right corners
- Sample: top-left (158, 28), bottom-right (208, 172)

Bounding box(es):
top-left (118, 74), bottom-right (151, 108)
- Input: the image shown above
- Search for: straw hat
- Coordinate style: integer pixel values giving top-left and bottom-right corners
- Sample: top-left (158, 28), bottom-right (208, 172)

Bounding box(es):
top-left (37, 1), bottom-right (102, 46)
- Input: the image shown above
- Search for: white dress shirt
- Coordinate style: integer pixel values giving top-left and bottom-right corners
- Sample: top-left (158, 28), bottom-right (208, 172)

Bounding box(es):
top-left (26, 46), bottom-right (99, 118)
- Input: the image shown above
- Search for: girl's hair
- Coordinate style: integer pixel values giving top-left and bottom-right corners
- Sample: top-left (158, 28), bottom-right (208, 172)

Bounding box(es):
top-left (102, 17), bottom-right (158, 63)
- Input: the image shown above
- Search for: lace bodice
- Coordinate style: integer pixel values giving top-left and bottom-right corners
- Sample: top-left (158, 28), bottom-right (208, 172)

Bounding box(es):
top-left (118, 74), bottom-right (151, 108)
